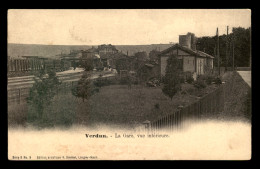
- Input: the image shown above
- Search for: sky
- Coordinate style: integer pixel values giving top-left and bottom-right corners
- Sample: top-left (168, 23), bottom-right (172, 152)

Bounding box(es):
top-left (8, 9), bottom-right (251, 45)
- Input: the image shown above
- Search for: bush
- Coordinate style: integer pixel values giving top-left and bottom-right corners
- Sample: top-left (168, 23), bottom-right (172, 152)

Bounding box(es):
top-left (91, 86), bottom-right (100, 95)
top-left (180, 76), bottom-right (185, 83)
top-left (119, 77), bottom-right (128, 85)
top-left (186, 76), bottom-right (194, 84)
top-left (154, 103), bottom-right (160, 109)
top-left (93, 78), bottom-right (108, 87)
top-left (205, 75), bottom-right (215, 85)
top-left (214, 77), bottom-right (222, 85)
top-left (193, 79), bottom-right (206, 90)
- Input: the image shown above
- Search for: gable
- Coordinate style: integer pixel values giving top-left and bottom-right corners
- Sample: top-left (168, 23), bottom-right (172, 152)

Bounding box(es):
top-left (159, 44), bottom-right (214, 59)
top-left (160, 45), bottom-right (194, 57)
top-left (161, 48), bottom-right (191, 57)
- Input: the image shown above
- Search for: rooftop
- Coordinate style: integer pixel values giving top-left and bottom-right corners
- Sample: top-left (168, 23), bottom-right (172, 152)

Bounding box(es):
top-left (159, 44), bottom-right (214, 59)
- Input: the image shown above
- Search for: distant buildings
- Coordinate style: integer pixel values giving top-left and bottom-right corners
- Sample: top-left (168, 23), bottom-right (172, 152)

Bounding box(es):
top-left (159, 32), bottom-right (214, 79)
top-left (59, 44), bottom-right (119, 69)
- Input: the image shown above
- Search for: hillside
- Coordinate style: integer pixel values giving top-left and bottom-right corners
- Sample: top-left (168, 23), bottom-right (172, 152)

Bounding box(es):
top-left (8, 43), bottom-right (173, 59)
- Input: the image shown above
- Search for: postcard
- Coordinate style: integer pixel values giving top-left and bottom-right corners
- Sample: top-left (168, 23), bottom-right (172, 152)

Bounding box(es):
top-left (8, 9), bottom-right (251, 160)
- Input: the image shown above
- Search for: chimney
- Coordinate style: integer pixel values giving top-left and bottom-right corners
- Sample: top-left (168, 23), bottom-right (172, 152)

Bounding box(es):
top-left (179, 33), bottom-right (191, 49)
top-left (179, 32), bottom-right (197, 50)
top-left (190, 33), bottom-right (197, 50)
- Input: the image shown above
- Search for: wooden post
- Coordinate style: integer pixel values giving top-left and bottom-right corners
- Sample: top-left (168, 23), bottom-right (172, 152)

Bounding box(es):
top-left (232, 34), bottom-right (235, 71)
top-left (217, 28), bottom-right (220, 76)
top-left (18, 89), bottom-right (21, 104)
top-left (225, 26), bottom-right (229, 72)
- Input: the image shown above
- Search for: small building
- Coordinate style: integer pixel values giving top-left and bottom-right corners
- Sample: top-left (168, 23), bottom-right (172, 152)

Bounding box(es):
top-left (159, 32), bottom-right (214, 79)
top-left (81, 44), bottom-right (119, 69)
top-left (97, 44), bottom-right (118, 55)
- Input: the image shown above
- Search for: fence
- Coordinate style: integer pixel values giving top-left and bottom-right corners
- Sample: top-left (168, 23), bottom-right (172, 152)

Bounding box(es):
top-left (137, 84), bottom-right (225, 133)
top-left (8, 58), bottom-right (44, 72)
top-left (7, 58), bottom-right (71, 77)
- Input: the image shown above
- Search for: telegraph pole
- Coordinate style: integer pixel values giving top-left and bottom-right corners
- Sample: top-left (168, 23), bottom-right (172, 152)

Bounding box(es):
top-left (225, 26), bottom-right (229, 72)
top-left (217, 28), bottom-right (220, 76)
top-left (232, 33), bottom-right (235, 71)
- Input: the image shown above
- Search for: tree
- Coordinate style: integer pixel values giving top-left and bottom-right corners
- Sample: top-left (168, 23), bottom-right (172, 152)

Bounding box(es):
top-left (193, 78), bottom-right (206, 90)
top-left (80, 58), bottom-right (94, 71)
top-left (162, 55), bottom-right (182, 100)
top-left (72, 73), bottom-right (99, 102)
top-left (196, 27), bottom-right (251, 67)
top-left (115, 58), bottom-right (131, 73)
top-left (149, 50), bottom-right (160, 62)
top-left (134, 51), bottom-right (148, 61)
top-left (232, 27), bottom-right (251, 67)
top-left (27, 69), bottom-right (61, 121)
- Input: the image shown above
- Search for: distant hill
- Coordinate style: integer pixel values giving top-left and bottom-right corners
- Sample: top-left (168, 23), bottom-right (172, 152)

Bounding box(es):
top-left (8, 43), bottom-right (174, 59)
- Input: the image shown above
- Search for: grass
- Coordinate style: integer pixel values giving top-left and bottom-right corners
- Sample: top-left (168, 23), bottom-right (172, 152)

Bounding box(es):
top-left (219, 71), bottom-right (251, 122)
top-left (9, 76), bottom-right (234, 129)
top-left (8, 103), bottom-right (28, 127)
top-left (75, 85), bottom-right (197, 128)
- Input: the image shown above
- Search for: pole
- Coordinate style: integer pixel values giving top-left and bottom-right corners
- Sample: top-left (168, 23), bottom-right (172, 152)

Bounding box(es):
top-left (232, 34), bottom-right (235, 71)
top-left (217, 28), bottom-right (220, 76)
top-left (225, 26), bottom-right (229, 72)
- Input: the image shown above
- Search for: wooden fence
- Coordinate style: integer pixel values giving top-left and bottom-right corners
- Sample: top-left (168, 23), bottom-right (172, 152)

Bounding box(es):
top-left (8, 58), bottom-right (44, 72)
top-left (7, 58), bottom-right (71, 77)
top-left (137, 84), bottom-right (225, 133)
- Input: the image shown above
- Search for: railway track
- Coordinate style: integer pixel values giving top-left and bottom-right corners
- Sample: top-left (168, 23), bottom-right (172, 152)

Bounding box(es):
top-left (8, 68), bottom-right (116, 105)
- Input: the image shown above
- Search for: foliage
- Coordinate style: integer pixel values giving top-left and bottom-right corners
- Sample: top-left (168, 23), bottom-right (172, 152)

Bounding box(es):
top-left (149, 50), bottom-right (160, 62)
top-left (193, 78), bottom-right (206, 90)
top-left (93, 77), bottom-right (114, 87)
top-left (204, 74), bottom-right (215, 85)
top-left (162, 54), bottom-right (182, 100)
top-left (71, 73), bottom-right (99, 102)
top-left (115, 58), bottom-right (131, 73)
top-left (119, 77), bottom-right (129, 85)
top-left (27, 69), bottom-right (61, 123)
top-left (134, 51), bottom-right (148, 61)
top-left (80, 58), bottom-right (94, 71)
top-left (186, 76), bottom-right (194, 84)
top-left (196, 27), bottom-right (251, 67)
top-left (214, 77), bottom-right (222, 85)
top-left (154, 103), bottom-right (160, 109)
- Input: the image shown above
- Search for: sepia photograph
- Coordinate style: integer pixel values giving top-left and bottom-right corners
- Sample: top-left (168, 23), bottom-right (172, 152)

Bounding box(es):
top-left (7, 9), bottom-right (251, 160)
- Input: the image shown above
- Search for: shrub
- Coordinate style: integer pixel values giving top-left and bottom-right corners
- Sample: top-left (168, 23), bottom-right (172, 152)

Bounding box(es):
top-left (154, 103), bottom-right (160, 109)
top-left (93, 77), bottom-right (113, 87)
top-left (27, 69), bottom-right (61, 121)
top-left (186, 87), bottom-right (195, 95)
top-left (91, 87), bottom-right (100, 95)
top-left (119, 77), bottom-right (128, 85)
top-left (162, 55), bottom-right (182, 100)
top-left (72, 74), bottom-right (101, 102)
top-left (186, 76), bottom-right (194, 84)
top-left (180, 77), bottom-right (185, 83)
top-left (205, 75), bottom-right (215, 85)
top-left (193, 79), bottom-right (206, 90)
top-left (214, 77), bottom-right (222, 85)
